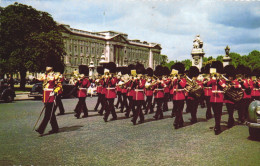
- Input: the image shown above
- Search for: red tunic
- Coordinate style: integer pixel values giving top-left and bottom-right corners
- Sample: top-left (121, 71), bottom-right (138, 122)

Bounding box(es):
top-left (252, 80), bottom-right (260, 96)
top-left (105, 77), bottom-right (117, 99)
top-left (208, 79), bottom-right (226, 103)
top-left (172, 78), bottom-right (186, 100)
top-left (77, 78), bottom-right (91, 98)
top-left (163, 79), bottom-right (171, 93)
top-left (43, 74), bottom-right (56, 103)
top-left (153, 81), bottom-right (166, 99)
top-left (203, 78), bottom-right (212, 97)
top-left (133, 79), bottom-right (146, 101)
top-left (126, 80), bottom-right (135, 97)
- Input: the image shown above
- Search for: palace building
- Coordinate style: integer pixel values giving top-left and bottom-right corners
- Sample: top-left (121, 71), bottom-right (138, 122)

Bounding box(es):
top-left (60, 24), bottom-right (162, 75)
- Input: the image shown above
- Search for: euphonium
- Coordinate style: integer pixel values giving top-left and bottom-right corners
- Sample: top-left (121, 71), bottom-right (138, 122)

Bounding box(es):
top-left (184, 74), bottom-right (204, 98)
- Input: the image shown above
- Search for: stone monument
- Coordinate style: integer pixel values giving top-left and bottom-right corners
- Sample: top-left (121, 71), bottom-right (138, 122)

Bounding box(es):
top-left (223, 45), bottom-right (232, 67)
top-left (191, 35), bottom-right (205, 71)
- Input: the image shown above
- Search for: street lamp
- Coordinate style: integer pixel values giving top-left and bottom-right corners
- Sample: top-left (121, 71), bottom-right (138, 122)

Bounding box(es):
top-left (89, 59), bottom-right (95, 77)
top-left (99, 53), bottom-right (106, 65)
top-left (225, 45), bottom-right (230, 57)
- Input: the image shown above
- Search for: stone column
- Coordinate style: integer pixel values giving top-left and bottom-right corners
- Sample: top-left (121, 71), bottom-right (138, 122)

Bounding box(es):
top-left (149, 49), bottom-right (153, 69)
top-left (105, 42), bottom-right (110, 62)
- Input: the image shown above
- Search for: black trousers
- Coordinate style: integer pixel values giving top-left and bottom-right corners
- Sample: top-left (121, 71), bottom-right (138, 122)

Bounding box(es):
top-left (99, 94), bottom-right (106, 114)
top-left (115, 92), bottom-right (123, 108)
top-left (75, 97), bottom-right (88, 117)
top-left (121, 93), bottom-right (128, 112)
top-left (154, 98), bottom-right (163, 119)
top-left (37, 102), bottom-right (59, 133)
top-left (163, 93), bottom-right (169, 111)
top-left (205, 96), bottom-right (212, 117)
top-left (54, 95), bottom-right (65, 114)
top-left (94, 93), bottom-right (102, 111)
top-left (104, 98), bottom-right (117, 119)
top-left (126, 96), bottom-right (134, 116)
top-left (173, 100), bottom-right (184, 125)
top-left (133, 100), bottom-right (144, 122)
top-left (237, 98), bottom-right (250, 122)
top-left (226, 103), bottom-right (235, 122)
top-left (211, 103), bottom-right (223, 128)
top-left (186, 99), bottom-right (199, 122)
top-left (145, 96), bottom-right (153, 114)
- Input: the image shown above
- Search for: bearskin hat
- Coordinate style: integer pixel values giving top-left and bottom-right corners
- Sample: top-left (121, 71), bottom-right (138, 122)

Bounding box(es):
top-left (188, 66), bottom-right (200, 78)
top-left (224, 65), bottom-right (236, 78)
top-left (211, 61), bottom-right (223, 74)
top-left (127, 64), bottom-right (135, 74)
top-left (136, 63), bottom-right (146, 74)
top-left (97, 66), bottom-right (104, 75)
top-left (106, 62), bottom-right (116, 73)
top-left (244, 67), bottom-right (252, 77)
top-left (204, 64), bottom-right (211, 74)
top-left (154, 65), bottom-right (164, 77)
top-left (163, 67), bottom-right (171, 76)
top-left (171, 62), bottom-right (185, 74)
top-left (79, 65), bottom-right (89, 76)
top-left (236, 65), bottom-right (246, 75)
top-left (146, 67), bottom-right (153, 77)
top-left (252, 68), bottom-right (260, 77)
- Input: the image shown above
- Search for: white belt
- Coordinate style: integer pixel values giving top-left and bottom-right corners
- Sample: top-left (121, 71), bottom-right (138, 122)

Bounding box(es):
top-left (44, 88), bottom-right (53, 91)
top-left (155, 88), bottom-right (164, 91)
top-left (79, 88), bottom-right (87, 90)
top-left (135, 89), bottom-right (144, 91)
top-left (253, 88), bottom-right (259, 90)
top-left (204, 87), bottom-right (212, 89)
top-left (212, 90), bottom-right (224, 93)
top-left (174, 89), bottom-right (184, 91)
top-left (107, 87), bottom-right (115, 90)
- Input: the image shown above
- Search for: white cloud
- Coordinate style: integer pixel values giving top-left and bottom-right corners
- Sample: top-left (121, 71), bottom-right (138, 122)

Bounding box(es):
top-left (1, 0), bottom-right (259, 62)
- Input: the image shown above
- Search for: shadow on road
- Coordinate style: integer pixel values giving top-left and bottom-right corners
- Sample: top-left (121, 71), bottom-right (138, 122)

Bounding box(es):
top-left (40, 125), bottom-right (83, 137)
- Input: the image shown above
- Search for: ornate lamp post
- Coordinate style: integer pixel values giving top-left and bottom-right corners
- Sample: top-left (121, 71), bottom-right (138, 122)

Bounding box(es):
top-left (89, 59), bottom-right (95, 77)
top-left (223, 45), bottom-right (232, 67)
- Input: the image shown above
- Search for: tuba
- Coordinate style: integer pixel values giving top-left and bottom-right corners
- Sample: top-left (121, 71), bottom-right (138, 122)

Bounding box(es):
top-left (220, 74), bottom-right (244, 103)
top-left (185, 75), bottom-right (204, 98)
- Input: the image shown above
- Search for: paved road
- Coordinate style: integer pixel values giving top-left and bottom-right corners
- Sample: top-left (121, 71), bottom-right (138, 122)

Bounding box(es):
top-left (0, 97), bottom-right (259, 165)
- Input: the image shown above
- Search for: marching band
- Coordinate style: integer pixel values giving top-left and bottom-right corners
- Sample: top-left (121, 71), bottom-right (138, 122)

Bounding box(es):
top-left (35, 61), bottom-right (260, 136)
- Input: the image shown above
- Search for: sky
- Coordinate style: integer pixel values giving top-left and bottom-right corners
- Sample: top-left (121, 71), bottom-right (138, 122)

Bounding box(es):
top-left (1, 0), bottom-right (260, 61)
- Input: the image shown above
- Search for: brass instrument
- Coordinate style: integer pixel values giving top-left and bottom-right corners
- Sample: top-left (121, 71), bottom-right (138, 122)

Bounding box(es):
top-left (184, 74), bottom-right (204, 98)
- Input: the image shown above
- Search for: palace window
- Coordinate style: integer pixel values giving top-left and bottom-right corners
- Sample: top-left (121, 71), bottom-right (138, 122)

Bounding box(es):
top-left (74, 46), bottom-right (77, 52)
top-left (69, 45), bottom-right (72, 52)
top-left (86, 58), bottom-right (89, 65)
top-left (80, 58), bottom-right (83, 65)
top-left (74, 58), bottom-right (77, 66)
top-left (80, 46), bottom-right (83, 53)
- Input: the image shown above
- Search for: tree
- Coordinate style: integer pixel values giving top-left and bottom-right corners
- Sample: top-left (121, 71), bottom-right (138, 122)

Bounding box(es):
top-left (216, 55), bottom-right (223, 62)
top-left (160, 54), bottom-right (168, 66)
top-left (181, 59), bottom-right (192, 70)
top-left (162, 60), bottom-right (175, 70)
top-left (247, 50), bottom-right (260, 70)
top-left (229, 52), bottom-right (241, 68)
top-left (0, 3), bottom-right (65, 89)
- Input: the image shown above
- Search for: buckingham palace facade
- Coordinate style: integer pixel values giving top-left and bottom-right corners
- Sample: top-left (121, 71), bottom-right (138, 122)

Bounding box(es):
top-left (60, 24), bottom-right (162, 75)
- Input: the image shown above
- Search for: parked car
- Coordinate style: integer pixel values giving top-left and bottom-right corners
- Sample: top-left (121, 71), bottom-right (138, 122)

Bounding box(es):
top-left (29, 82), bottom-right (77, 99)
top-left (246, 100), bottom-right (260, 139)
top-left (0, 79), bottom-right (16, 102)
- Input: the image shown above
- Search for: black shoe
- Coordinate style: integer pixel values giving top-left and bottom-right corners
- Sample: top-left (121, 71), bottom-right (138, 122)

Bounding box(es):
top-left (120, 109), bottom-right (123, 113)
top-left (144, 111), bottom-right (148, 115)
top-left (94, 108), bottom-right (97, 112)
top-left (191, 119), bottom-right (197, 124)
top-left (110, 117), bottom-right (117, 121)
top-left (171, 113), bottom-right (175, 118)
top-left (98, 111), bottom-right (103, 115)
top-left (115, 105), bottom-right (118, 109)
top-left (48, 130), bottom-right (59, 134)
top-left (57, 113), bottom-right (65, 116)
top-left (74, 114), bottom-right (80, 119)
top-left (153, 116), bottom-right (158, 120)
top-left (82, 115), bottom-right (88, 118)
top-left (131, 119), bottom-right (136, 125)
top-left (138, 120), bottom-right (144, 124)
top-left (173, 123), bottom-right (179, 129)
top-left (214, 126), bottom-right (221, 135)
top-left (206, 113), bottom-right (212, 119)
top-left (228, 119), bottom-right (234, 128)
top-left (125, 113), bottom-right (130, 118)
top-left (159, 116), bottom-right (164, 119)
top-left (35, 129), bottom-right (43, 135)
top-left (103, 117), bottom-right (108, 122)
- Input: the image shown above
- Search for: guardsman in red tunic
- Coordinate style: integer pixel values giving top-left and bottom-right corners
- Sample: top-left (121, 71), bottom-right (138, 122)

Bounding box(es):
top-left (185, 66), bottom-right (201, 124)
top-left (152, 66), bottom-right (166, 120)
top-left (251, 69), bottom-right (260, 101)
top-left (103, 72), bottom-right (118, 122)
top-left (54, 72), bottom-right (65, 116)
top-left (125, 76), bottom-right (135, 118)
top-left (94, 66), bottom-right (104, 112)
top-left (74, 73), bottom-right (91, 118)
top-left (144, 76), bottom-right (154, 114)
top-left (236, 65), bottom-right (252, 123)
top-left (162, 67), bottom-right (171, 112)
top-left (170, 63), bottom-right (186, 129)
top-left (207, 61), bottom-right (226, 134)
top-left (203, 64), bottom-right (213, 119)
top-left (36, 67), bottom-right (59, 135)
top-left (223, 65), bottom-right (241, 128)
top-left (115, 72), bottom-right (123, 109)
top-left (132, 73), bottom-right (146, 125)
